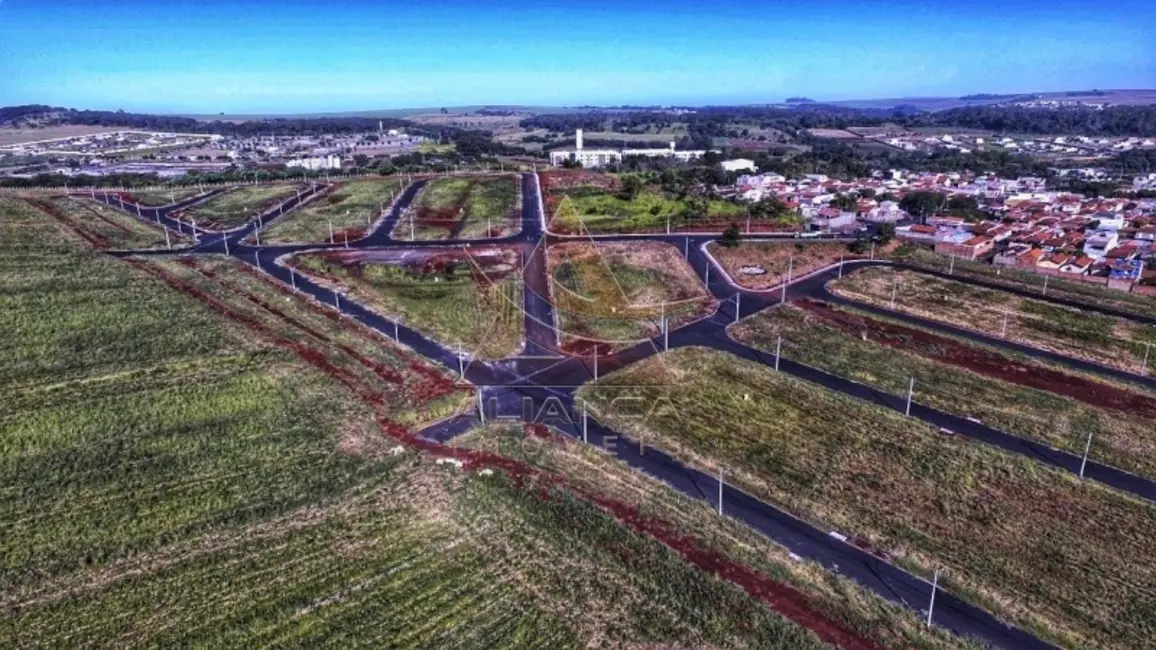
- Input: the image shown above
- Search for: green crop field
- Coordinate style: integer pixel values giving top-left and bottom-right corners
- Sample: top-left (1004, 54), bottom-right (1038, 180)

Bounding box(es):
top-left (579, 347), bottom-right (1156, 650)
top-left (894, 246), bottom-right (1156, 319)
top-left (0, 200), bottom-right (879, 648)
top-left (11, 196), bottom-right (191, 251)
top-left (180, 184), bottom-right (301, 230)
top-left (549, 241), bottom-right (714, 352)
top-left (255, 178), bottom-right (406, 244)
top-left (395, 175), bottom-right (520, 240)
top-left (291, 249), bottom-right (524, 360)
top-left (732, 304), bottom-right (1156, 482)
top-left (832, 266), bottom-right (1156, 375)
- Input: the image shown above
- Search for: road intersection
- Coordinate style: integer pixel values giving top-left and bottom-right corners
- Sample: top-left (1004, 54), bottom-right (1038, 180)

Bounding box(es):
top-left (88, 171), bottom-right (1156, 649)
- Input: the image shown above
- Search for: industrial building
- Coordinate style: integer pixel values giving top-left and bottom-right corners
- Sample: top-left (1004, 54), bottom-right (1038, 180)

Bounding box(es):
top-left (286, 154), bottom-right (342, 171)
top-left (549, 129), bottom-right (711, 167)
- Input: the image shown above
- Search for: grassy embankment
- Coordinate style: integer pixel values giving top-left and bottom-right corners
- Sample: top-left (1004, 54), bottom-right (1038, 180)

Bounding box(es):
top-left (550, 241), bottom-right (714, 352)
top-left (254, 178), bottom-right (406, 244)
top-left (894, 245), bottom-right (1156, 319)
top-left (579, 347), bottom-right (1156, 650)
top-left (129, 187), bottom-right (204, 206)
top-left (1, 202), bottom-right (848, 647)
top-left (180, 184), bottom-right (301, 230)
top-left (291, 250), bottom-right (524, 359)
top-left (732, 303), bottom-right (1156, 482)
top-left (831, 266), bottom-right (1156, 375)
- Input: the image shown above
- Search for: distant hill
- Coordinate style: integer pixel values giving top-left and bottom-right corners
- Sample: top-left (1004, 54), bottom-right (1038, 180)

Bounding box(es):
top-left (785, 97), bottom-right (816, 104)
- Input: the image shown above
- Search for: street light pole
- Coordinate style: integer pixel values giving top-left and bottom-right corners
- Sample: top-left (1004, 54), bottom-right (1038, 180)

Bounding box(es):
top-left (926, 568), bottom-right (940, 628)
top-left (1080, 431), bottom-right (1094, 479)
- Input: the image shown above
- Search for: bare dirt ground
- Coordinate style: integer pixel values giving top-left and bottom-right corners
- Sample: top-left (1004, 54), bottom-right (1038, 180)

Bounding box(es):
top-left (711, 241), bottom-right (868, 290)
top-left (798, 299), bottom-right (1156, 419)
top-left (324, 246), bottom-right (520, 283)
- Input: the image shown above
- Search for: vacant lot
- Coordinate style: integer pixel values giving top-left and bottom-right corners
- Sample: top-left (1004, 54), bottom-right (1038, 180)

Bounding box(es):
top-left (733, 302), bottom-right (1156, 481)
top-left (895, 246), bottom-right (1156, 319)
top-left (15, 196), bottom-right (190, 250)
top-left (177, 184), bottom-right (301, 231)
top-left (710, 241), bottom-right (855, 290)
top-left (579, 346), bottom-right (1156, 649)
top-left (126, 187), bottom-right (205, 206)
top-left (832, 266), bottom-right (1156, 374)
top-left (455, 424), bottom-right (970, 650)
top-left (256, 178), bottom-right (406, 244)
top-left (549, 241), bottom-right (715, 354)
top-left (0, 202), bottom-right (897, 648)
top-left (395, 175), bottom-right (520, 240)
top-left (291, 247), bottom-right (524, 359)
top-left (542, 171), bottom-right (770, 235)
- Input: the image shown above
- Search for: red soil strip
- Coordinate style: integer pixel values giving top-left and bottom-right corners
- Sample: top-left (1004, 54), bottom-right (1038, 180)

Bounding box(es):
top-left (383, 421), bottom-right (882, 650)
top-left (126, 255), bottom-right (883, 647)
top-left (415, 180), bottom-right (476, 237)
top-left (799, 299), bottom-right (1156, 419)
top-left (25, 198), bottom-right (109, 249)
top-left (72, 200), bottom-right (136, 235)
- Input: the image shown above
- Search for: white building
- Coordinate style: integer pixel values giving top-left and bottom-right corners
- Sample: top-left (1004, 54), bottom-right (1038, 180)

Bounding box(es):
top-left (721, 159), bottom-right (757, 173)
top-left (287, 155), bottom-right (342, 171)
top-left (549, 129), bottom-right (711, 168)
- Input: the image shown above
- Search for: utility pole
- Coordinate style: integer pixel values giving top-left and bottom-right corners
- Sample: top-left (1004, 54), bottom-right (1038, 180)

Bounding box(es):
top-left (949, 254), bottom-right (956, 275)
top-left (593, 350), bottom-right (599, 380)
top-left (905, 377), bottom-right (915, 416)
top-left (684, 237), bottom-right (689, 259)
top-left (328, 218), bottom-right (334, 244)
top-left (1001, 307), bottom-right (1010, 338)
top-left (458, 343), bottom-right (465, 380)
top-left (663, 315), bottom-right (669, 351)
top-left (890, 278), bottom-right (899, 310)
top-left (926, 568), bottom-right (940, 628)
top-left (781, 255), bottom-right (793, 304)
top-left (1144, 341), bottom-right (1152, 375)
top-left (870, 241), bottom-right (876, 260)
top-left (1042, 274), bottom-right (1049, 296)
top-left (334, 290), bottom-right (341, 310)
top-left (290, 269), bottom-right (297, 290)
top-left (582, 401), bottom-right (588, 444)
top-left (705, 262), bottom-right (711, 285)
top-left (734, 293), bottom-right (741, 324)
top-left (1080, 431), bottom-right (1094, 479)
top-left (775, 335), bottom-right (782, 371)
top-left (838, 254), bottom-right (844, 278)
top-left (224, 235), bottom-right (230, 255)
top-left (394, 321), bottom-right (400, 342)
top-left (717, 467), bottom-right (724, 516)
top-left (164, 227), bottom-right (171, 249)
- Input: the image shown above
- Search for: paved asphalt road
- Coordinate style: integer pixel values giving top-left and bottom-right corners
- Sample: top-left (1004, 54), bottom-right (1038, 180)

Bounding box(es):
top-left (95, 171), bottom-right (1156, 649)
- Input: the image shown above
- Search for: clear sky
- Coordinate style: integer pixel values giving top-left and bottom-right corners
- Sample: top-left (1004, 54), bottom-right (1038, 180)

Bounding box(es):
top-left (1, 0), bottom-right (1153, 114)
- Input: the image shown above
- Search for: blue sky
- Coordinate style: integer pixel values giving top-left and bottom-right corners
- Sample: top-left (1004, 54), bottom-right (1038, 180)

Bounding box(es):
top-left (1, 0), bottom-right (1153, 113)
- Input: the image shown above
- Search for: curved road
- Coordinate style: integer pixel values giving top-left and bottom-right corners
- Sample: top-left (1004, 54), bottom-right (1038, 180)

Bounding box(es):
top-left (94, 171), bottom-right (1156, 649)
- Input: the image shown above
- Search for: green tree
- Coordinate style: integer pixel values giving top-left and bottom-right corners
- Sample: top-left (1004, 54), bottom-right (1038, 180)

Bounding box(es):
top-left (720, 223), bottom-right (742, 248)
top-left (829, 193), bottom-right (858, 211)
top-left (899, 191), bottom-right (946, 221)
top-left (875, 222), bottom-right (896, 245)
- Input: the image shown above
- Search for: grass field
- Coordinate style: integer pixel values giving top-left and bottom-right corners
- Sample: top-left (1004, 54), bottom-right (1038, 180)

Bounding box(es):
top-left (179, 184), bottom-right (301, 231)
top-left (578, 347), bottom-right (1156, 649)
top-left (0, 199), bottom-right (895, 648)
top-left (709, 241), bottom-right (855, 290)
top-left (549, 241), bottom-right (715, 353)
top-left (128, 187), bottom-right (205, 206)
top-left (894, 246), bottom-right (1156, 319)
top-left (547, 180), bottom-right (753, 234)
top-left (12, 196), bottom-right (191, 251)
top-left (454, 424), bottom-right (973, 650)
top-left (254, 178), bottom-right (406, 244)
top-left (831, 266), bottom-right (1156, 374)
top-left (732, 303), bottom-right (1156, 482)
top-left (290, 247), bottom-right (524, 360)
top-left (395, 175), bottom-right (520, 240)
